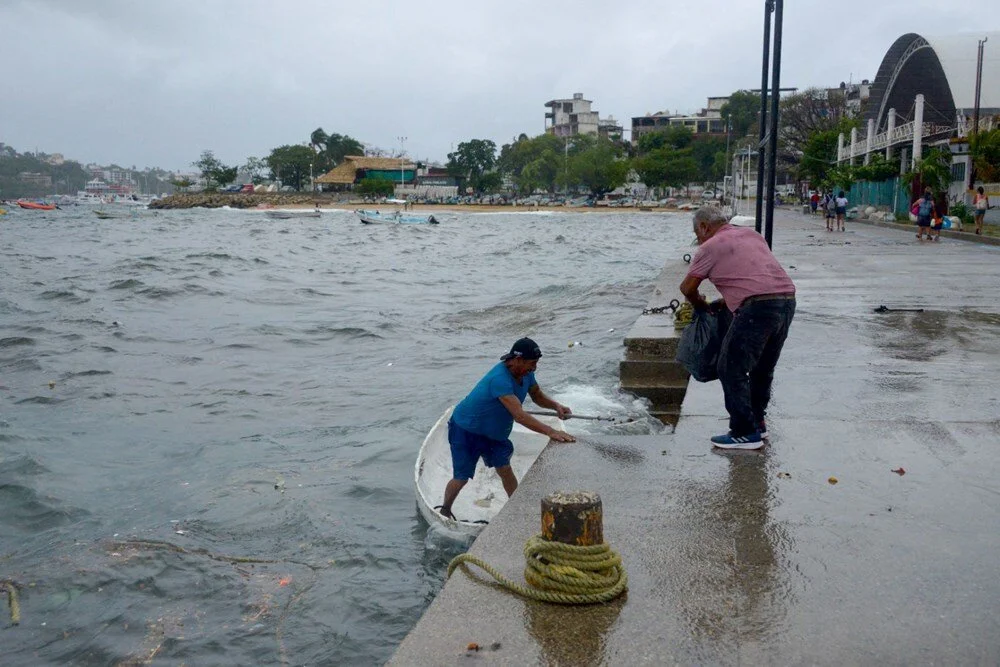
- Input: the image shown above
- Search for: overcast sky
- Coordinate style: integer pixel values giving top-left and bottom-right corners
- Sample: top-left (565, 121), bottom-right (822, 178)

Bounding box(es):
top-left (2, 0), bottom-right (996, 172)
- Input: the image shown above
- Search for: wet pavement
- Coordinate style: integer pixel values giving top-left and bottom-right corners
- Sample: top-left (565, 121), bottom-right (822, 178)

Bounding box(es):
top-left (390, 211), bottom-right (1000, 665)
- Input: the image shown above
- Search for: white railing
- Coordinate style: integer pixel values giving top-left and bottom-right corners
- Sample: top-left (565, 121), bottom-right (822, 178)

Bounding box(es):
top-left (839, 121), bottom-right (953, 163)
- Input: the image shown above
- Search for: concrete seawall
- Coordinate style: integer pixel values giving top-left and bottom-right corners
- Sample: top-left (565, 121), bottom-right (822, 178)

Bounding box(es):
top-left (391, 209), bottom-right (1000, 665)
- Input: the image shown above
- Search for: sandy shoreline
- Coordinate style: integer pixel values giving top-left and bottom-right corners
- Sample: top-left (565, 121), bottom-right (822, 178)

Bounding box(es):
top-left (280, 202), bottom-right (688, 214)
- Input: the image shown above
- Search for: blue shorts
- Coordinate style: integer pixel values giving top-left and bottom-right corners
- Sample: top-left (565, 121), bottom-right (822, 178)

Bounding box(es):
top-left (835, 206), bottom-right (846, 215)
top-left (448, 419), bottom-right (513, 481)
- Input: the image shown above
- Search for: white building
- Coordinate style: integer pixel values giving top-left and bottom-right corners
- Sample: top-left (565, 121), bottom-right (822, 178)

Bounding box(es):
top-left (544, 93), bottom-right (622, 139)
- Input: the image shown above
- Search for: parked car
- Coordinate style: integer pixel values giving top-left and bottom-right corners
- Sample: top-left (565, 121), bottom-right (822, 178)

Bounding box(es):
top-left (239, 183), bottom-right (255, 193)
top-left (220, 184), bottom-right (242, 192)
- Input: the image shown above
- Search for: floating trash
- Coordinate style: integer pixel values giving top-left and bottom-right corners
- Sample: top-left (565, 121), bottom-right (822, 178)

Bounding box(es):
top-left (891, 467), bottom-right (906, 476)
top-left (828, 476), bottom-right (838, 485)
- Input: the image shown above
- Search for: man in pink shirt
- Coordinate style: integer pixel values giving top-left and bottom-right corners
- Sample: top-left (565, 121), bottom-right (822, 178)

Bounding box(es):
top-left (679, 207), bottom-right (796, 450)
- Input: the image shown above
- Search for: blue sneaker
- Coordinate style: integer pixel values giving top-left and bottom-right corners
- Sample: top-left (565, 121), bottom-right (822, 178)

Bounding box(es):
top-left (757, 420), bottom-right (768, 439)
top-left (711, 431), bottom-right (765, 450)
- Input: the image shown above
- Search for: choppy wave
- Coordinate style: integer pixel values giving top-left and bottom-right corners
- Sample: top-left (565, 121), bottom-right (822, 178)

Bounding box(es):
top-left (0, 206), bottom-right (690, 665)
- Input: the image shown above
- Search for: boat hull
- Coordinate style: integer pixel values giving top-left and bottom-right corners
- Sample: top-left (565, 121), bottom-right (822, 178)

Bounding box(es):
top-left (414, 406), bottom-right (563, 537)
top-left (17, 200), bottom-right (57, 210)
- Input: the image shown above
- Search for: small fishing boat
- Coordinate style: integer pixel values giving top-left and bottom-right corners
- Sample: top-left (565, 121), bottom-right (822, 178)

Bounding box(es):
top-left (356, 210), bottom-right (438, 225)
top-left (17, 200), bottom-right (57, 210)
top-left (414, 406), bottom-right (563, 537)
top-left (265, 210), bottom-right (322, 219)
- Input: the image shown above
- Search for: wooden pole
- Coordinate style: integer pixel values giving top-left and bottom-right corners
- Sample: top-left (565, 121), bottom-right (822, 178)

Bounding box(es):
top-left (541, 491), bottom-right (603, 546)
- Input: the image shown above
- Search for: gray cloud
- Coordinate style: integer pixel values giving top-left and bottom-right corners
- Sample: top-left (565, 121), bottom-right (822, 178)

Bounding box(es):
top-left (2, 0), bottom-right (995, 171)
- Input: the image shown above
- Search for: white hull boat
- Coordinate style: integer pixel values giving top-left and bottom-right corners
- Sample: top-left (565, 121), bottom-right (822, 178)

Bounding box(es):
top-left (265, 210), bottom-right (321, 219)
top-left (357, 209), bottom-right (438, 225)
top-left (414, 406), bottom-right (563, 537)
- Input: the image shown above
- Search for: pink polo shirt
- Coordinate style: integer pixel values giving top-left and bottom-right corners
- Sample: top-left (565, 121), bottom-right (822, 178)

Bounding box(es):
top-left (686, 224), bottom-right (795, 311)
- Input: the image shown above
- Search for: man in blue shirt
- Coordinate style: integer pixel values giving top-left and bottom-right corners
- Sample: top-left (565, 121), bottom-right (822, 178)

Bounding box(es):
top-left (440, 338), bottom-right (576, 520)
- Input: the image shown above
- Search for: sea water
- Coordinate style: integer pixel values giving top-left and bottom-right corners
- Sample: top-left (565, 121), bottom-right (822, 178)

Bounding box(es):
top-left (0, 206), bottom-right (693, 665)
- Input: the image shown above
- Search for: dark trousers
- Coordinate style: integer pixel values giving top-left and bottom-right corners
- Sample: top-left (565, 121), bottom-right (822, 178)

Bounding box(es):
top-left (717, 297), bottom-right (796, 436)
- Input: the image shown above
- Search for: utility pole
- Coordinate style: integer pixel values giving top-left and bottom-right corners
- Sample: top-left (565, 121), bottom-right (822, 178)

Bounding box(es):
top-left (970, 36), bottom-right (988, 188)
top-left (397, 136), bottom-right (407, 190)
top-left (763, 0), bottom-right (784, 249)
top-left (755, 0), bottom-right (774, 236)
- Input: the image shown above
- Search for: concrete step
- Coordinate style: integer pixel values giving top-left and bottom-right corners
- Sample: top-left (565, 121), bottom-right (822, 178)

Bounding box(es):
top-left (619, 381), bottom-right (689, 407)
top-left (649, 409), bottom-right (681, 426)
top-left (623, 335), bottom-right (681, 359)
top-left (619, 359), bottom-right (690, 384)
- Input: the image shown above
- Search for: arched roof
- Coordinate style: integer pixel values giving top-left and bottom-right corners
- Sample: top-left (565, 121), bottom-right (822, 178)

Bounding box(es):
top-left (866, 32), bottom-right (1000, 133)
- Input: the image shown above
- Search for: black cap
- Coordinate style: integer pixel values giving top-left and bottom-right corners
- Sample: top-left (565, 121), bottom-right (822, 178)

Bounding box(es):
top-left (501, 337), bottom-right (542, 361)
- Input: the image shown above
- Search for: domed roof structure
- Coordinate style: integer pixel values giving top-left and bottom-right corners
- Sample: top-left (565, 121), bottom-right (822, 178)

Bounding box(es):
top-left (866, 32), bottom-right (1000, 134)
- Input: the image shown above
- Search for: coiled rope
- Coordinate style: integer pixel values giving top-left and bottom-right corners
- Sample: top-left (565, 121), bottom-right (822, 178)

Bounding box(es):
top-left (674, 301), bottom-right (694, 330)
top-left (447, 534), bottom-right (627, 605)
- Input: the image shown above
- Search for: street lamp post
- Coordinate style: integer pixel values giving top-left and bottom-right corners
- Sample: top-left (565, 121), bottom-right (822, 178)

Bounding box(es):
top-left (397, 136), bottom-right (408, 191)
top-left (309, 163), bottom-right (313, 192)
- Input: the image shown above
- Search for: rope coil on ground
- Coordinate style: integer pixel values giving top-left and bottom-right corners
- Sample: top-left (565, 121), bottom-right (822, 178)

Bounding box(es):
top-left (447, 535), bottom-right (627, 605)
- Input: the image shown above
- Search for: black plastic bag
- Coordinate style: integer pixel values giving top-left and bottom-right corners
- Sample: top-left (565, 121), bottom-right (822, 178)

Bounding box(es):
top-left (675, 304), bottom-right (731, 382)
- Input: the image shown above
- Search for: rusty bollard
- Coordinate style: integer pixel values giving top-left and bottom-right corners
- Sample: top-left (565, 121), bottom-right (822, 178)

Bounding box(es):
top-left (541, 490), bottom-right (603, 547)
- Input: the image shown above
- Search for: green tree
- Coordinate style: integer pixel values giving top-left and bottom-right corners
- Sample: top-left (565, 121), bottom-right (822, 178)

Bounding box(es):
top-left (170, 177), bottom-right (194, 191)
top-left (971, 127), bottom-right (1000, 183)
top-left (854, 154), bottom-right (899, 182)
top-left (243, 157), bottom-right (267, 184)
top-left (633, 145), bottom-right (700, 193)
top-left (193, 150), bottom-right (238, 189)
top-left (635, 126), bottom-right (694, 155)
top-left (447, 139), bottom-right (497, 193)
top-left (906, 147), bottom-right (951, 195)
top-left (355, 177), bottom-right (395, 197)
top-left (720, 90), bottom-right (761, 138)
top-left (562, 136), bottom-right (629, 196)
top-left (266, 144), bottom-right (315, 191)
top-left (498, 133), bottom-right (563, 193)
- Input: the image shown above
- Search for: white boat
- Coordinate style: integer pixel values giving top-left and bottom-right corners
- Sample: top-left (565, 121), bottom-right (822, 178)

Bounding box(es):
top-left (265, 210), bottom-right (322, 219)
top-left (356, 209), bottom-right (438, 225)
top-left (414, 406), bottom-right (563, 537)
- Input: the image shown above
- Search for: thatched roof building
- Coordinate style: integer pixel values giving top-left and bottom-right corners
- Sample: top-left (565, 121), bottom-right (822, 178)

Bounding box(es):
top-left (315, 156), bottom-right (417, 186)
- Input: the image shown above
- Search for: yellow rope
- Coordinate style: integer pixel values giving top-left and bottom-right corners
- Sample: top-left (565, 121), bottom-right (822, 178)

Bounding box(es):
top-left (674, 301), bottom-right (694, 330)
top-left (447, 535), bottom-right (627, 605)
top-left (3, 581), bottom-right (20, 625)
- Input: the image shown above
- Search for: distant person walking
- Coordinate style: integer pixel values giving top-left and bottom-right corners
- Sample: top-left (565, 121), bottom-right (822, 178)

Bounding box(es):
top-left (974, 186), bottom-right (990, 235)
top-left (834, 191), bottom-right (848, 231)
top-left (810, 191), bottom-right (820, 215)
top-left (823, 191), bottom-right (836, 231)
top-left (914, 189), bottom-right (937, 241)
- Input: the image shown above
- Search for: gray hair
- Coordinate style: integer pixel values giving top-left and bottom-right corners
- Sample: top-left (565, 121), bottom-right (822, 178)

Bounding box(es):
top-left (692, 206), bottom-right (729, 230)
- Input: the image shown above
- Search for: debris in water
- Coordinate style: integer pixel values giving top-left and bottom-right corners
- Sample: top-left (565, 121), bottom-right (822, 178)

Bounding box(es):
top-left (777, 472), bottom-right (791, 479)
top-left (608, 328), bottom-right (615, 333)
top-left (828, 476), bottom-right (838, 485)
top-left (891, 467), bottom-right (906, 476)
top-left (279, 577), bottom-right (291, 587)
top-left (491, 642), bottom-right (502, 651)
top-left (274, 477), bottom-right (285, 492)
top-left (48, 381), bottom-right (56, 389)
top-left (467, 642), bottom-right (480, 652)
top-left (386, 362), bottom-right (393, 367)
top-left (568, 341), bottom-right (582, 348)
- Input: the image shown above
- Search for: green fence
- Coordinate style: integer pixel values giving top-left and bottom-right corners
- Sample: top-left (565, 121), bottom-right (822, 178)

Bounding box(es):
top-left (848, 178), bottom-right (912, 217)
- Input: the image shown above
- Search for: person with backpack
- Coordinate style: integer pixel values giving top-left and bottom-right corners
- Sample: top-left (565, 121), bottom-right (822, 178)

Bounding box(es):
top-left (914, 188), bottom-right (937, 241)
top-left (823, 191), bottom-right (837, 231)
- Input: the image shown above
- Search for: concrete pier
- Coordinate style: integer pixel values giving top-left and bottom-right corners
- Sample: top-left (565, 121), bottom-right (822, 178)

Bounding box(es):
top-left (391, 210), bottom-right (1000, 665)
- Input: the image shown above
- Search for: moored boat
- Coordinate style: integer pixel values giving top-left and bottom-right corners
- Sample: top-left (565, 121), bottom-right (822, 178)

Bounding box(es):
top-left (414, 406), bottom-right (563, 537)
top-left (16, 200), bottom-right (57, 210)
top-left (265, 210), bottom-right (322, 219)
top-left (356, 209), bottom-right (438, 225)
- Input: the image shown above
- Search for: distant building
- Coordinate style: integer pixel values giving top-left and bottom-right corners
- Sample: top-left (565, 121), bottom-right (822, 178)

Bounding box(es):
top-left (18, 172), bottom-right (52, 188)
top-left (631, 96), bottom-right (729, 143)
top-left (544, 93), bottom-right (622, 140)
top-left (315, 156), bottom-right (417, 189)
